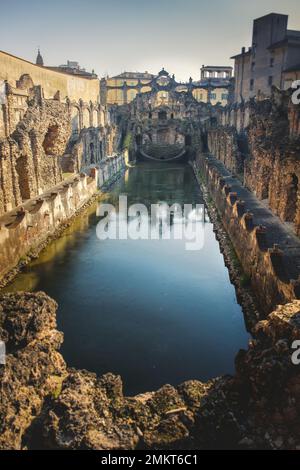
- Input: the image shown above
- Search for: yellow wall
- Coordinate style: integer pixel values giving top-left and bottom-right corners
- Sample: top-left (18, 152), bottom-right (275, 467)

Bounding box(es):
top-left (0, 51), bottom-right (100, 103)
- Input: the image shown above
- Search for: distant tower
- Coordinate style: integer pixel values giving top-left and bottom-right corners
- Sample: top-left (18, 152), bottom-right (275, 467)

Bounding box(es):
top-left (36, 49), bottom-right (44, 66)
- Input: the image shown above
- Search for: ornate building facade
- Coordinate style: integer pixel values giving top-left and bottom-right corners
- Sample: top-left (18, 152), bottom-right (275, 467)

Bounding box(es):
top-left (102, 67), bottom-right (232, 107)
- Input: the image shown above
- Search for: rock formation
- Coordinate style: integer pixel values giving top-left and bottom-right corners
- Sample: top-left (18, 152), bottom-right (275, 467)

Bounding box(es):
top-left (0, 292), bottom-right (300, 450)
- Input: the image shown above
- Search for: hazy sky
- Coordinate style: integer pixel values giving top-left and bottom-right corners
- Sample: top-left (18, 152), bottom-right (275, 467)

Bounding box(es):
top-left (0, 0), bottom-right (300, 81)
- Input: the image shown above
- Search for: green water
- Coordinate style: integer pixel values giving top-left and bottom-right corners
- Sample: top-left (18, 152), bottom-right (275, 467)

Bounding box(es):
top-left (4, 163), bottom-right (249, 395)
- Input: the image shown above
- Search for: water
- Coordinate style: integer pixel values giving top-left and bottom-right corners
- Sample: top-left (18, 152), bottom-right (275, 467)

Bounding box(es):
top-left (3, 163), bottom-right (249, 395)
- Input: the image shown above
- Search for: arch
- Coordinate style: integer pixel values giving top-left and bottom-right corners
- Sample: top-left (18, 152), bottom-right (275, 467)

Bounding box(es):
top-left (16, 74), bottom-right (34, 90)
top-left (98, 108), bottom-right (105, 127)
top-left (286, 173), bottom-right (298, 222)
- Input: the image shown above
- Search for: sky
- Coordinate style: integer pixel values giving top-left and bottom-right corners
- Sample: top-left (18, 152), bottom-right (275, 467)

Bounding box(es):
top-left (0, 0), bottom-right (300, 82)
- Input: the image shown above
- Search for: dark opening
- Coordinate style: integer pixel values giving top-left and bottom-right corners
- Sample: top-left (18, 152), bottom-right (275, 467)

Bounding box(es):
top-left (185, 135), bottom-right (192, 146)
top-left (171, 113), bottom-right (174, 119)
top-left (136, 135), bottom-right (142, 146)
top-left (16, 156), bottom-right (31, 200)
top-left (148, 112), bottom-right (152, 119)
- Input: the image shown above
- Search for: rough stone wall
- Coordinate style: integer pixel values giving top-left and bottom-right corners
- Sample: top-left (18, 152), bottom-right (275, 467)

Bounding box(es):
top-left (0, 88), bottom-right (71, 215)
top-left (1, 291), bottom-right (300, 450)
top-left (208, 88), bottom-right (300, 235)
top-left (0, 155), bottom-right (125, 281)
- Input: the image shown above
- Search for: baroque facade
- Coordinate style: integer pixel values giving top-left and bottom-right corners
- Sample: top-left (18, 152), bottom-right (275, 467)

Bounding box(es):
top-left (207, 87), bottom-right (300, 235)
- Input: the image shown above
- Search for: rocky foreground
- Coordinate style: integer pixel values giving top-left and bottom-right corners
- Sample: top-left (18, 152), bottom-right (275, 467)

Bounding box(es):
top-left (0, 292), bottom-right (300, 450)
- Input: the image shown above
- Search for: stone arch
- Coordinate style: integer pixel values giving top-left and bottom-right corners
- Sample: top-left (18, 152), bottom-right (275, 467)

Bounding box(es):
top-left (82, 107), bottom-right (90, 128)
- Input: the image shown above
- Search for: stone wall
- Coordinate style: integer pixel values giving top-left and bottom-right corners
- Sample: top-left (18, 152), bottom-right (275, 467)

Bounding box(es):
top-left (207, 88), bottom-right (300, 235)
top-left (0, 68), bottom-right (115, 218)
top-left (0, 170), bottom-right (97, 281)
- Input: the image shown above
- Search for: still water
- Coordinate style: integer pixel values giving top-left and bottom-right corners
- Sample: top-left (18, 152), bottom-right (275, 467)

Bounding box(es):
top-left (3, 163), bottom-right (249, 395)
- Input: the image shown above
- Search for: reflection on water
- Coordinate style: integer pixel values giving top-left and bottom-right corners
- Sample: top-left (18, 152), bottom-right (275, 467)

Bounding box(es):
top-left (3, 163), bottom-right (249, 395)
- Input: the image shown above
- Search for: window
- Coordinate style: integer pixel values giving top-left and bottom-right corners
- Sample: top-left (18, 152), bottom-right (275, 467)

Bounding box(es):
top-left (268, 76), bottom-right (273, 87)
top-left (270, 58), bottom-right (274, 68)
top-left (251, 61), bottom-right (255, 71)
top-left (221, 93), bottom-right (228, 100)
top-left (209, 93), bottom-right (216, 100)
top-left (250, 79), bottom-right (254, 91)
